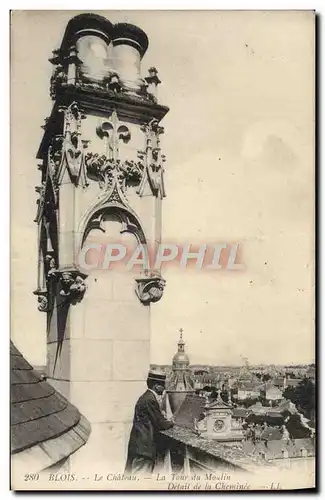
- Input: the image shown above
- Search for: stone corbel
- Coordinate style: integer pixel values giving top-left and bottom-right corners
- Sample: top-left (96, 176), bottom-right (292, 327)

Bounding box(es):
top-left (135, 274), bottom-right (166, 305)
top-left (34, 269), bottom-right (87, 311)
top-left (58, 271), bottom-right (87, 304)
top-left (33, 289), bottom-right (49, 312)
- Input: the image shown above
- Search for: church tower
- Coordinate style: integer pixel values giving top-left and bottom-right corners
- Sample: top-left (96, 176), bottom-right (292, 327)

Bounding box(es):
top-left (167, 329), bottom-right (195, 414)
top-left (34, 13), bottom-right (168, 473)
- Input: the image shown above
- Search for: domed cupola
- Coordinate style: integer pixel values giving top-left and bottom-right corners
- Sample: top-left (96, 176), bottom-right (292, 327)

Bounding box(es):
top-left (167, 329), bottom-right (195, 414)
top-left (172, 328), bottom-right (190, 369)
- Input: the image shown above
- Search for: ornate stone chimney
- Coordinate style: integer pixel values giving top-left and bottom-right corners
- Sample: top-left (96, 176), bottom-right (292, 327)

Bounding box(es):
top-left (34, 13), bottom-right (169, 473)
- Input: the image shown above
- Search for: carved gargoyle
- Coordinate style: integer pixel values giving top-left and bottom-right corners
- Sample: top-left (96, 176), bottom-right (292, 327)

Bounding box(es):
top-left (135, 275), bottom-right (166, 305)
top-left (59, 272), bottom-right (87, 303)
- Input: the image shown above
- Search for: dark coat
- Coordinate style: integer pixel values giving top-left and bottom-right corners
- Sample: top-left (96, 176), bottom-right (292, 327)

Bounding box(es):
top-left (126, 389), bottom-right (173, 464)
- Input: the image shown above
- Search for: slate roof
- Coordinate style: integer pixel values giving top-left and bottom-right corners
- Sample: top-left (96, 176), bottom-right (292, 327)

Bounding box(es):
top-left (238, 382), bottom-right (259, 391)
top-left (161, 426), bottom-right (265, 472)
top-left (248, 403), bottom-right (270, 414)
top-left (265, 382), bottom-right (279, 391)
top-left (11, 341), bottom-right (90, 467)
top-left (273, 377), bottom-right (285, 387)
top-left (306, 367), bottom-right (315, 378)
top-left (232, 408), bottom-right (250, 418)
top-left (278, 399), bottom-right (297, 414)
top-left (286, 378), bottom-right (302, 387)
top-left (260, 427), bottom-right (282, 441)
top-left (206, 393), bottom-right (232, 410)
top-left (167, 370), bottom-right (195, 392)
top-left (162, 402), bottom-right (315, 471)
top-left (243, 438), bottom-right (315, 460)
top-left (161, 424), bottom-right (315, 471)
top-left (174, 394), bottom-right (207, 430)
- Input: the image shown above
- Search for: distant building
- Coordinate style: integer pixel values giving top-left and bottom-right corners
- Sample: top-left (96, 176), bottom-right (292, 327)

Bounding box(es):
top-left (306, 366), bottom-right (315, 380)
top-left (166, 329), bottom-right (195, 414)
top-left (265, 383), bottom-right (283, 403)
top-left (243, 438), bottom-right (315, 464)
top-left (273, 376), bottom-right (286, 389)
top-left (174, 391), bottom-right (244, 442)
top-left (237, 382), bottom-right (260, 401)
top-left (160, 349), bottom-right (315, 474)
top-left (285, 378), bottom-right (302, 389)
top-left (232, 407), bottom-right (250, 424)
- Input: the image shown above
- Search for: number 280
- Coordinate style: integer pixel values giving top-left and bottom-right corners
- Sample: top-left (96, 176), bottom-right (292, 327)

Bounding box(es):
top-left (24, 473), bottom-right (39, 481)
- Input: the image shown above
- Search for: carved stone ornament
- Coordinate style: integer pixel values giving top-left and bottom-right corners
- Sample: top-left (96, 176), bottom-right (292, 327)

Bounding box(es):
top-left (50, 64), bottom-right (67, 99)
top-left (97, 110), bottom-right (131, 159)
top-left (34, 182), bottom-right (46, 223)
top-left (85, 154), bottom-right (143, 191)
top-left (103, 73), bottom-right (122, 93)
top-left (135, 274), bottom-right (166, 305)
top-left (84, 110), bottom-right (142, 192)
top-left (53, 102), bottom-right (88, 187)
top-left (138, 119), bottom-right (166, 198)
top-left (59, 272), bottom-right (87, 303)
top-left (33, 289), bottom-right (49, 312)
top-left (45, 254), bottom-right (58, 280)
top-left (37, 295), bottom-right (49, 312)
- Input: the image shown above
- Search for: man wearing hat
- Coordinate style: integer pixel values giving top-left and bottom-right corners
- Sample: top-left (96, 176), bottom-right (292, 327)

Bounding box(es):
top-left (125, 370), bottom-right (174, 474)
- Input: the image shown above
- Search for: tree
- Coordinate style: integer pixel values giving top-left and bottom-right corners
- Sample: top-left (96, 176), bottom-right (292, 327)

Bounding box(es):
top-left (262, 374), bottom-right (271, 382)
top-left (286, 414), bottom-right (311, 439)
top-left (283, 378), bottom-right (315, 420)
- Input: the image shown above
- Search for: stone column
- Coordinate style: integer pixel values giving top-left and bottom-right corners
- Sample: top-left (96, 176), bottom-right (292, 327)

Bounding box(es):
top-left (48, 222), bottom-right (151, 474)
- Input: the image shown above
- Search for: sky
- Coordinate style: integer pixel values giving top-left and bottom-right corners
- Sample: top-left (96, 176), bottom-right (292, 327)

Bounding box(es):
top-left (11, 10), bottom-right (315, 366)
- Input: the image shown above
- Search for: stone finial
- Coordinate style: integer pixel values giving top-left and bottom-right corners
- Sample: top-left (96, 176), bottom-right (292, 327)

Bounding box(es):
top-left (145, 67), bottom-right (161, 101)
